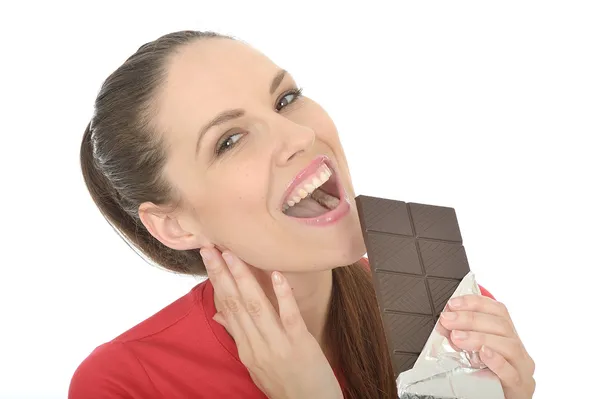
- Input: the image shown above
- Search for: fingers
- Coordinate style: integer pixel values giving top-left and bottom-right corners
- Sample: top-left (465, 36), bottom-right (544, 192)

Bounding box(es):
top-left (480, 346), bottom-right (536, 398)
top-left (449, 330), bottom-right (533, 375)
top-left (221, 252), bottom-right (284, 335)
top-left (444, 294), bottom-right (536, 398)
top-left (448, 295), bottom-right (512, 322)
top-left (440, 310), bottom-right (514, 337)
top-left (202, 248), bottom-right (314, 348)
top-left (201, 248), bottom-right (264, 347)
top-left (271, 271), bottom-right (307, 340)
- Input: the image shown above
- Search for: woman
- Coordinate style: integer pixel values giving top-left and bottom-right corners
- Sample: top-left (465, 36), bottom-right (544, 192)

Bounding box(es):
top-left (70, 31), bottom-right (535, 398)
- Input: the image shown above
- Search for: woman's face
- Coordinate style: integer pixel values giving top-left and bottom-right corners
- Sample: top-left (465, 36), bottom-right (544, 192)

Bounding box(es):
top-left (154, 39), bottom-right (365, 272)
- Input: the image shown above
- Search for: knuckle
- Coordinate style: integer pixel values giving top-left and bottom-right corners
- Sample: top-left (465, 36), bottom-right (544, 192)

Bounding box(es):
top-left (496, 301), bottom-right (509, 315)
top-left (465, 295), bottom-right (481, 309)
top-left (208, 263), bottom-right (224, 277)
top-left (224, 296), bottom-right (242, 314)
top-left (520, 350), bottom-right (536, 374)
top-left (499, 318), bottom-right (513, 335)
top-left (465, 294), bottom-right (478, 305)
top-left (505, 338), bottom-right (522, 357)
top-left (512, 373), bottom-right (523, 388)
top-left (245, 299), bottom-right (262, 318)
top-left (500, 362), bottom-right (522, 387)
top-left (465, 310), bottom-right (476, 324)
top-left (281, 312), bottom-right (302, 329)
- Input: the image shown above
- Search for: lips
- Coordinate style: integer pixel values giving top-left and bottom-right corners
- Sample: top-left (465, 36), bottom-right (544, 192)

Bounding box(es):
top-left (280, 156), bottom-right (337, 209)
top-left (279, 155), bottom-right (350, 226)
top-left (282, 162), bottom-right (336, 211)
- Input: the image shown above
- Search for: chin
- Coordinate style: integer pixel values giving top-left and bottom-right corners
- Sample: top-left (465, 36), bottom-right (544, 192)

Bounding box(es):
top-left (342, 218), bottom-right (368, 263)
top-left (319, 215), bottom-right (367, 268)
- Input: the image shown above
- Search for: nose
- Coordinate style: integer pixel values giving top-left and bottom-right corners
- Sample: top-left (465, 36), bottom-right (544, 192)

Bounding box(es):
top-left (273, 117), bottom-right (316, 166)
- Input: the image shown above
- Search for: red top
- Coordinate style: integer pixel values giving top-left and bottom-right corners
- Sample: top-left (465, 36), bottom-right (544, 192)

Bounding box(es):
top-left (69, 267), bottom-right (494, 398)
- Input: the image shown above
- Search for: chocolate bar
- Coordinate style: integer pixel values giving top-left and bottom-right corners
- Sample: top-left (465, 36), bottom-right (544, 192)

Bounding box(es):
top-left (355, 195), bottom-right (471, 377)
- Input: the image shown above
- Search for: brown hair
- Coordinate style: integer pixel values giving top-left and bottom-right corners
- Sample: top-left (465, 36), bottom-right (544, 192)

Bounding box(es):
top-left (80, 30), bottom-right (396, 398)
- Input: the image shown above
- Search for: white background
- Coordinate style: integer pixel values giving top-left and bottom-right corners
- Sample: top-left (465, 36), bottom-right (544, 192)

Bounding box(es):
top-left (1, 1), bottom-right (599, 398)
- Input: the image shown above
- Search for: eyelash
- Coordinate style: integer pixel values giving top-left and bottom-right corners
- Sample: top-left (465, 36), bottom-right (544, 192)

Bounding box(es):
top-left (215, 87), bottom-right (304, 156)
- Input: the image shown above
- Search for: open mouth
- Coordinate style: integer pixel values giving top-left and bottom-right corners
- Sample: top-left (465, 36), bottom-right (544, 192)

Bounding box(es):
top-left (281, 157), bottom-right (344, 220)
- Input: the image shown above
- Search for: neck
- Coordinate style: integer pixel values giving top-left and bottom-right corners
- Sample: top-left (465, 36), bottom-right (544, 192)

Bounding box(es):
top-left (214, 267), bottom-right (334, 348)
top-left (274, 269), bottom-right (334, 346)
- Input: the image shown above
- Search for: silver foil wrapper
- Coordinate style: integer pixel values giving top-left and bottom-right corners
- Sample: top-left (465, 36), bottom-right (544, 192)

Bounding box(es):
top-left (396, 272), bottom-right (505, 399)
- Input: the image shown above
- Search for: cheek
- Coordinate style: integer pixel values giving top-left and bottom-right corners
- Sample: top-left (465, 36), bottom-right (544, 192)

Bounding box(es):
top-left (202, 172), bottom-right (274, 254)
top-left (203, 167), bottom-right (269, 223)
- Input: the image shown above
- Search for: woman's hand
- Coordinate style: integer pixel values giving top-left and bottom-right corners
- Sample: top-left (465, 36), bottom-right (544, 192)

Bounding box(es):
top-left (200, 248), bottom-right (343, 399)
top-left (439, 295), bottom-right (536, 399)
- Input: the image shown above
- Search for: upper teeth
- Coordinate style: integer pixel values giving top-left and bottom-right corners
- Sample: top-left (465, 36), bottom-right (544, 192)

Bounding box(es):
top-left (284, 164), bottom-right (333, 210)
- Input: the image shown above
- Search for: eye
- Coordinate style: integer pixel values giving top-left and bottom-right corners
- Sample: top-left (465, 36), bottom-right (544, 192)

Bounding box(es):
top-left (215, 132), bottom-right (244, 155)
top-left (276, 88), bottom-right (303, 112)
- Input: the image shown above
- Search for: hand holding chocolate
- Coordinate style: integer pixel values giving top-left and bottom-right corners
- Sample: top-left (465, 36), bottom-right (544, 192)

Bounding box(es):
top-left (355, 195), bottom-right (504, 398)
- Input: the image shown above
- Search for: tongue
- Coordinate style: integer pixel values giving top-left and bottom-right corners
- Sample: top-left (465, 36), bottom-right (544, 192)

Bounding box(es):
top-left (284, 196), bottom-right (330, 218)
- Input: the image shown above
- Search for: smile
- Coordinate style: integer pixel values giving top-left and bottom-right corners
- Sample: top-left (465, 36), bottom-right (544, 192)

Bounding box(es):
top-left (280, 155), bottom-right (350, 226)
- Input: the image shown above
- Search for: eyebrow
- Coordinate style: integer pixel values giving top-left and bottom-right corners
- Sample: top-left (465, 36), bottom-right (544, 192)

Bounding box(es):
top-left (195, 69), bottom-right (288, 156)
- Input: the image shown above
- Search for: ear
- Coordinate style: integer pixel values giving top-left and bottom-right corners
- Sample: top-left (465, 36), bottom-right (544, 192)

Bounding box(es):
top-left (138, 202), bottom-right (207, 251)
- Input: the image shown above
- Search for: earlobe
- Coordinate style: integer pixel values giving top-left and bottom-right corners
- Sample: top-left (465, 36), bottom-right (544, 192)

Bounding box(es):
top-left (138, 203), bottom-right (206, 251)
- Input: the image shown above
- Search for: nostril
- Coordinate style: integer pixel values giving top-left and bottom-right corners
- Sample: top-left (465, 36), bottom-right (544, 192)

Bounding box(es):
top-left (287, 150), bottom-right (303, 162)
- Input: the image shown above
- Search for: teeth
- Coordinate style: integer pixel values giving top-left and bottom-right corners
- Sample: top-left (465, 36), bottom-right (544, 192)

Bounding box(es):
top-left (283, 164), bottom-right (334, 211)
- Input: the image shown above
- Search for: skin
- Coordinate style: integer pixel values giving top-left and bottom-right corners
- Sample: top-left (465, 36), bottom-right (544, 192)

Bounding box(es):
top-left (441, 296), bottom-right (536, 398)
top-left (139, 38), bottom-right (366, 345)
top-left (138, 38), bottom-right (535, 397)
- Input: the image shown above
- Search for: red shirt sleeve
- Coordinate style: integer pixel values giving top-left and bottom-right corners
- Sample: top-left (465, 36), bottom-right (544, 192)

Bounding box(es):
top-left (479, 285), bottom-right (495, 300)
top-left (68, 342), bottom-right (159, 398)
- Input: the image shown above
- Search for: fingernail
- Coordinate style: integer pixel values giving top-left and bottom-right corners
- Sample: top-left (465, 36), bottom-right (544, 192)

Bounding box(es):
top-left (222, 252), bottom-right (233, 265)
top-left (200, 250), bottom-right (212, 265)
top-left (481, 345), bottom-right (494, 359)
top-left (272, 271), bottom-right (283, 286)
top-left (441, 312), bottom-right (457, 320)
top-left (452, 330), bottom-right (469, 340)
top-left (449, 297), bottom-right (464, 308)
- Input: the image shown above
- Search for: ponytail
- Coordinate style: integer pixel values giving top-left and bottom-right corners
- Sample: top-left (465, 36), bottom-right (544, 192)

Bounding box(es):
top-left (328, 263), bottom-right (397, 399)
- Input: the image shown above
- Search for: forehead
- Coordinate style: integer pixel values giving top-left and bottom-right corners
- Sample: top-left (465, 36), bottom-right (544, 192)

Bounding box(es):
top-left (156, 39), bottom-right (279, 131)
